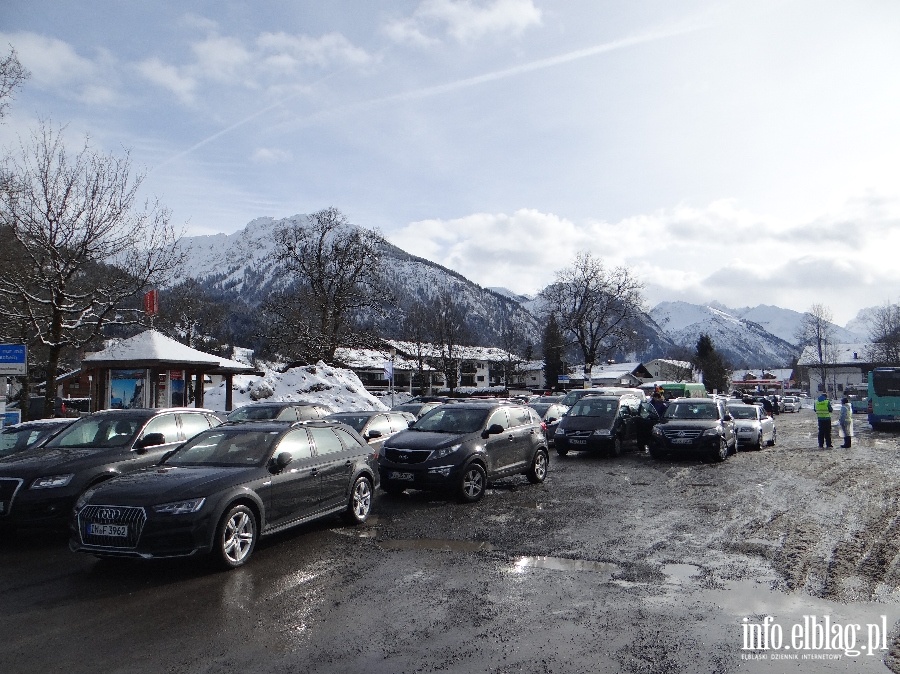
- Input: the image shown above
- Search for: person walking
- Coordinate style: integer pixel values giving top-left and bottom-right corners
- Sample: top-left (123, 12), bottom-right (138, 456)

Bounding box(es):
top-left (839, 396), bottom-right (854, 448)
top-left (814, 393), bottom-right (834, 448)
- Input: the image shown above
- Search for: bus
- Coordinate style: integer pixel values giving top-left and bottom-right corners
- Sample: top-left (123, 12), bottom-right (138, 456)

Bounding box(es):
top-left (656, 381), bottom-right (708, 400)
top-left (867, 367), bottom-right (900, 429)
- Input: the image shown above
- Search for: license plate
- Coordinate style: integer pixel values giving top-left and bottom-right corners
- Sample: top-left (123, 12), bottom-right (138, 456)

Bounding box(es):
top-left (569, 439), bottom-right (587, 445)
top-left (672, 438), bottom-right (693, 445)
top-left (389, 471), bottom-right (415, 482)
top-left (88, 523), bottom-right (128, 537)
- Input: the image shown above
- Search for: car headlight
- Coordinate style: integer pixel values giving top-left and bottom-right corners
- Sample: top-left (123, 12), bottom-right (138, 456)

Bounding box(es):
top-left (152, 498), bottom-right (206, 515)
top-left (554, 427), bottom-right (564, 436)
top-left (702, 428), bottom-right (721, 437)
top-left (30, 474), bottom-right (74, 489)
top-left (652, 426), bottom-right (664, 436)
top-left (431, 444), bottom-right (462, 460)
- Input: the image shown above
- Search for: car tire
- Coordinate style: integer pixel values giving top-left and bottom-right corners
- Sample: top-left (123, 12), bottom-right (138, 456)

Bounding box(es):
top-left (526, 449), bottom-right (549, 484)
top-left (555, 446), bottom-right (569, 457)
top-left (711, 438), bottom-right (728, 462)
top-left (608, 437), bottom-right (622, 458)
top-left (768, 429), bottom-right (776, 446)
top-left (754, 433), bottom-right (763, 451)
top-left (214, 504), bottom-right (257, 569)
top-left (458, 463), bottom-right (486, 503)
top-left (343, 476), bottom-right (373, 524)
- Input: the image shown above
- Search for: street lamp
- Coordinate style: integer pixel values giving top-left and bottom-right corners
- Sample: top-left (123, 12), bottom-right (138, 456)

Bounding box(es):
top-left (389, 347), bottom-right (396, 408)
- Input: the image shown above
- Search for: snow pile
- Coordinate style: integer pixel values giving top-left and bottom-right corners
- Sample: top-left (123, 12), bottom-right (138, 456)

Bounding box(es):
top-left (203, 362), bottom-right (388, 413)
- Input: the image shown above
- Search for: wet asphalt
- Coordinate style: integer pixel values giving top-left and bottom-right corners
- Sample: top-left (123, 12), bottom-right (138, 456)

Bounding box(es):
top-left (2, 410), bottom-right (900, 674)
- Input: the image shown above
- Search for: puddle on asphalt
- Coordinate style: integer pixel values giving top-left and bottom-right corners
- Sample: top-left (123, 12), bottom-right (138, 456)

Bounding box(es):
top-left (511, 556), bottom-right (620, 577)
top-left (662, 563), bottom-right (701, 584)
top-left (377, 538), bottom-right (494, 552)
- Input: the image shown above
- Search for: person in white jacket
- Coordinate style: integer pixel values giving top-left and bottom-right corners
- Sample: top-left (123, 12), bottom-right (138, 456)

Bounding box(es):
top-left (839, 397), bottom-right (854, 448)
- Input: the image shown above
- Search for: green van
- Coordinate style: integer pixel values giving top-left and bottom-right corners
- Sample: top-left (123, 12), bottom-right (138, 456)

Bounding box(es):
top-left (659, 382), bottom-right (708, 400)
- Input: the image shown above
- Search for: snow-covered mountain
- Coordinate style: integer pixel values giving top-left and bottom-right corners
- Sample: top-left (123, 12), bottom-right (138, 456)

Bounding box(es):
top-left (650, 301), bottom-right (799, 368)
top-left (729, 304), bottom-right (867, 344)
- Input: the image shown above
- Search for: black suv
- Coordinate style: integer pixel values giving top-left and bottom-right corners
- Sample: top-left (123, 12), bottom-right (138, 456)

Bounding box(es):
top-left (649, 397), bottom-right (736, 462)
top-left (553, 394), bottom-right (658, 457)
top-left (378, 401), bottom-right (549, 502)
top-left (0, 408), bottom-right (221, 528)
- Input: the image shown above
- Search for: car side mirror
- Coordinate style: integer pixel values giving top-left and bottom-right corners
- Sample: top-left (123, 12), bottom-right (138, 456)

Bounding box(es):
top-left (366, 430), bottom-right (382, 440)
top-left (271, 451), bottom-right (293, 472)
top-left (135, 432), bottom-right (166, 450)
top-left (483, 423), bottom-right (505, 438)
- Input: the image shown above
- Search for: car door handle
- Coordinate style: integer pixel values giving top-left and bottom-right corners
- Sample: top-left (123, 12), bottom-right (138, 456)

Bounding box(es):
top-left (344, 460), bottom-right (352, 467)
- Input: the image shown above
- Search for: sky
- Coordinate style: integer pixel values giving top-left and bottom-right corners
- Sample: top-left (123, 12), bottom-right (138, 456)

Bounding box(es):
top-left (2, 0), bottom-right (900, 325)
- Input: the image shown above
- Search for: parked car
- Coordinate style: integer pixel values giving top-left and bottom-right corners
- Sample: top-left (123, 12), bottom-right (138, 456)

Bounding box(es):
top-left (324, 410), bottom-right (415, 451)
top-left (70, 420), bottom-right (378, 568)
top-left (780, 396), bottom-right (801, 413)
top-left (0, 418), bottom-right (78, 459)
top-left (553, 394), bottom-right (657, 457)
top-left (378, 401), bottom-right (549, 503)
top-left (527, 401), bottom-right (569, 447)
top-left (726, 403), bottom-right (776, 450)
top-left (650, 397), bottom-right (736, 462)
top-left (0, 408), bottom-right (221, 529)
top-left (225, 401), bottom-right (332, 423)
top-left (391, 401), bottom-right (443, 419)
top-left (559, 387), bottom-right (646, 408)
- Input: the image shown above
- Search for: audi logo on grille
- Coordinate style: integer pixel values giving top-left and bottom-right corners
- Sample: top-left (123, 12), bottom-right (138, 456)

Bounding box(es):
top-left (96, 508), bottom-right (121, 520)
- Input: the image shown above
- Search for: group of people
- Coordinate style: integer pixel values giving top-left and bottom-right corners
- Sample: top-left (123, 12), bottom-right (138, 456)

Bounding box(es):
top-left (815, 393), bottom-right (854, 449)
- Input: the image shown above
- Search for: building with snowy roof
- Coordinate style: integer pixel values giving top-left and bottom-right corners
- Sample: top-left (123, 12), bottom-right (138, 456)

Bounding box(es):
top-left (796, 343), bottom-right (872, 396)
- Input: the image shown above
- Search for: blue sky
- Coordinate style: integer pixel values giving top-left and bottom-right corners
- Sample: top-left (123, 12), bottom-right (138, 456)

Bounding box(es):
top-left (2, 0), bottom-right (899, 324)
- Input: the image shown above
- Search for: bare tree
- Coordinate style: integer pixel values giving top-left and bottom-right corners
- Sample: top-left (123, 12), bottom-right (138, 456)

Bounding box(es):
top-left (427, 291), bottom-right (471, 394)
top-left (156, 278), bottom-right (228, 353)
top-left (400, 299), bottom-right (434, 395)
top-left (0, 46), bottom-right (28, 120)
top-left (539, 252), bottom-right (644, 387)
top-left (866, 302), bottom-right (900, 365)
top-left (0, 122), bottom-right (183, 416)
top-left (263, 207), bottom-right (387, 363)
top-left (796, 303), bottom-right (836, 396)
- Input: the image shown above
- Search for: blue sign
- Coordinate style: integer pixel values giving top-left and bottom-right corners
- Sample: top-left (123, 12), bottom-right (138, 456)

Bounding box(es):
top-left (3, 410), bottom-right (21, 428)
top-left (0, 344), bottom-right (27, 376)
top-left (557, 375), bottom-right (570, 383)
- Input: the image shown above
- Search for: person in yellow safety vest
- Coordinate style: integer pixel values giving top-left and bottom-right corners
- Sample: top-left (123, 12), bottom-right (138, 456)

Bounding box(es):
top-left (814, 393), bottom-right (834, 448)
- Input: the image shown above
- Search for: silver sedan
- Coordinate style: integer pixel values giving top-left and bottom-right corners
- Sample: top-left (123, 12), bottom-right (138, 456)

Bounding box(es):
top-left (726, 403), bottom-right (776, 450)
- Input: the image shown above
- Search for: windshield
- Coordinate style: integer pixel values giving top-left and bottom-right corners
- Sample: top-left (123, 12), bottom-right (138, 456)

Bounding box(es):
top-left (727, 406), bottom-right (759, 420)
top-left (44, 415), bottom-right (144, 449)
top-left (327, 414), bottom-right (369, 432)
top-left (414, 407), bottom-right (489, 434)
top-left (226, 406), bottom-right (281, 422)
top-left (166, 429), bottom-right (280, 467)
top-left (665, 402), bottom-right (718, 420)
top-left (0, 425), bottom-right (62, 457)
top-left (569, 399), bottom-right (617, 426)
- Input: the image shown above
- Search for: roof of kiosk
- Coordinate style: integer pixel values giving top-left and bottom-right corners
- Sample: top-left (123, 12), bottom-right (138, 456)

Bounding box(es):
top-left (82, 330), bottom-right (257, 373)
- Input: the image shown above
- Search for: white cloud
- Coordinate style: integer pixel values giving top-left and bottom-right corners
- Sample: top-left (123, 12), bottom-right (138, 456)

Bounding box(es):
top-left (2, 32), bottom-right (121, 105)
top-left (384, 0), bottom-right (542, 46)
top-left (257, 32), bottom-right (373, 69)
top-left (388, 197), bottom-right (900, 324)
top-left (136, 57), bottom-right (197, 104)
top-left (250, 147), bottom-right (292, 164)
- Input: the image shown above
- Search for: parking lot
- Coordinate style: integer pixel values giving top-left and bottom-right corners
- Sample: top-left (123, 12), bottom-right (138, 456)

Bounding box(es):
top-left (2, 409), bottom-right (900, 673)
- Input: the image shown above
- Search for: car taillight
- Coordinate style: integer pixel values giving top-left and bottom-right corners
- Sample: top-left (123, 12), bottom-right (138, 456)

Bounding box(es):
top-left (540, 421), bottom-right (547, 432)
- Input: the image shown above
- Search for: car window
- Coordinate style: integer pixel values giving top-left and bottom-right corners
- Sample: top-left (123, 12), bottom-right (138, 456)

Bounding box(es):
top-left (276, 429), bottom-right (314, 460)
top-left (665, 402), bottom-right (717, 420)
top-left (296, 406), bottom-right (326, 421)
top-left (416, 407), bottom-right (490, 433)
top-left (166, 429), bottom-right (279, 467)
top-left (486, 408), bottom-right (510, 430)
top-left (507, 406), bottom-right (532, 427)
top-left (333, 427), bottom-right (365, 450)
top-left (178, 412), bottom-right (213, 440)
top-left (309, 427), bottom-right (346, 456)
top-left (365, 415), bottom-right (393, 437)
top-left (387, 413), bottom-right (410, 433)
top-left (227, 406), bottom-right (279, 421)
top-left (276, 407), bottom-right (299, 421)
top-left (140, 414), bottom-right (180, 443)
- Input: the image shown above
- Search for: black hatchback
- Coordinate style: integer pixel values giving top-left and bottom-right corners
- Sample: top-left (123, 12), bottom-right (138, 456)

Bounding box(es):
top-left (70, 420), bottom-right (378, 568)
top-left (378, 401), bottom-right (549, 502)
top-left (553, 394), bottom-right (658, 457)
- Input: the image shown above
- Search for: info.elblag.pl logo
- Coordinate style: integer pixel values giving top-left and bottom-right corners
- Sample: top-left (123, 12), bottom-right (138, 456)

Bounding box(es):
top-left (741, 615), bottom-right (889, 661)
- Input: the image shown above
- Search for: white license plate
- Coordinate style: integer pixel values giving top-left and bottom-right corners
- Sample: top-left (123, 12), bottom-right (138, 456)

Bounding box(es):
top-left (672, 438), bottom-right (693, 444)
top-left (569, 439), bottom-right (587, 445)
top-left (89, 523), bottom-right (128, 537)
top-left (389, 471), bottom-right (415, 481)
